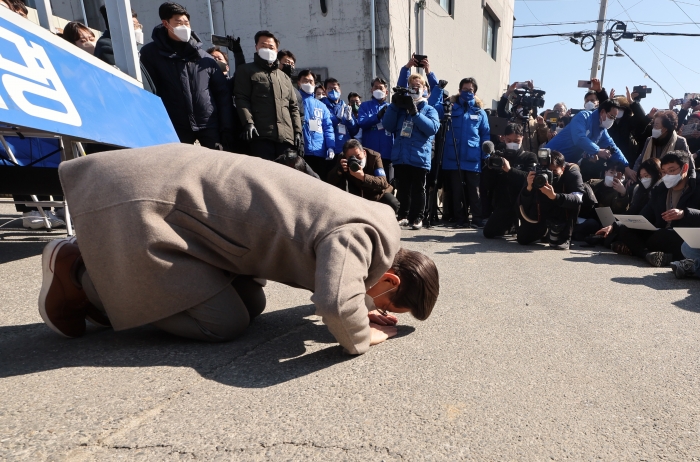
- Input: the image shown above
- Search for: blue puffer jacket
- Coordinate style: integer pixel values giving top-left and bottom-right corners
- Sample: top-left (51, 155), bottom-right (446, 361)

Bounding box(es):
top-left (442, 95), bottom-right (491, 172)
top-left (357, 98), bottom-right (394, 160)
top-left (545, 109), bottom-right (627, 165)
top-left (300, 91), bottom-right (335, 158)
top-left (0, 137), bottom-right (62, 168)
top-left (382, 100), bottom-right (440, 170)
top-left (321, 96), bottom-right (358, 153)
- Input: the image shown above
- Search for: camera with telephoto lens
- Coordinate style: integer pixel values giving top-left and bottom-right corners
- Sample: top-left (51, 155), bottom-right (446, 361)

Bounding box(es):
top-left (512, 88), bottom-right (546, 118)
top-left (392, 87), bottom-right (410, 97)
top-left (532, 148), bottom-right (553, 189)
top-left (486, 153), bottom-right (504, 170)
top-left (691, 98), bottom-right (700, 108)
top-left (346, 155), bottom-right (362, 172)
top-left (633, 85), bottom-right (652, 100)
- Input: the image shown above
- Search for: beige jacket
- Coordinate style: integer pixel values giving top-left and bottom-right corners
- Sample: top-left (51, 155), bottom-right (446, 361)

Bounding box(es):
top-left (58, 144), bottom-right (401, 354)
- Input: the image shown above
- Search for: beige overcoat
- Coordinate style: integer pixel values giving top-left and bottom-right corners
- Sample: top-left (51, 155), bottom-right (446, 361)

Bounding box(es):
top-left (58, 144), bottom-right (400, 354)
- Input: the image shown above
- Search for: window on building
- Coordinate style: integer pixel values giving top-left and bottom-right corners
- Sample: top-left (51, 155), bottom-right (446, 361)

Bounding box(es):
top-left (482, 9), bottom-right (498, 60)
top-left (438, 0), bottom-right (452, 15)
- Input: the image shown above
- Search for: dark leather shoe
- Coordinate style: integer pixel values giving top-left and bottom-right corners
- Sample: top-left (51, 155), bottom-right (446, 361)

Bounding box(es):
top-left (38, 238), bottom-right (90, 337)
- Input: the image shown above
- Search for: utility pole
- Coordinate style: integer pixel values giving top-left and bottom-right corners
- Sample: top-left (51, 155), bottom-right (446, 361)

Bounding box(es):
top-left (590, 0), bottom-right (608, 80)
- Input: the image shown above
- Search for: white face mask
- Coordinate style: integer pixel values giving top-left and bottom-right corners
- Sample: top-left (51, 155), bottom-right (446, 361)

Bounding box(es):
top-left (555, 126), bottom-right (563, 134)
top-left (359, 157), bottom-right (367, 168)
top-left (505, 142), bottom-right (521, 151)
top-left (663, 172), bottom-right (682, 189)
top-left (300, 83), bottom-right (315, 94)
top-left (410, 88), bottom-right (423, 101)
top-left (78, 40), bottom-right (96, 54)
top-left (257, 47), bottom-right (277, 63)
top-left (171, 25), bottom-right (191, 42)
top-left (364, 287), bottom-right (396, 312)
top-left (640, 177), bottom-right (653, 189)
top-left (651, 128), bottom-right (663, 139)
top-left (584, 101), bottom-right (596, 111)
top-left (604, 175), bottom-right (615, 187)
top-left (134, 29), bottom-right (144, 45)
top-left (373, 89), bottom-right (386, 100)
top-left (601, 115), bottom-right (614, 130)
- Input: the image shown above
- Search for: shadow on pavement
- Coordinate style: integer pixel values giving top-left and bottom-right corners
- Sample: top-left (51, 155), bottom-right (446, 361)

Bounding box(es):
top-left (0, 240), bottom-right (47, 264)
top-left (0, 303), bottom-right (416, 387)
top-left (610, 272), bottom-right (700, 313)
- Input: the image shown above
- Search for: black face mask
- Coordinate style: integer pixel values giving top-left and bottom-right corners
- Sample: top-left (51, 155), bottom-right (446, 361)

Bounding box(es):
top-left (281, 63), bottom-right (296, 77)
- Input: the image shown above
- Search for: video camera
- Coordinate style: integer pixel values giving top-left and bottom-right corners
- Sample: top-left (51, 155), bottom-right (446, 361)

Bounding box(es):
top-left (632, 85), bottom-right (652, 100)
top-left (545, 114), bottom-right (559, 132)
top-left (512, 88), bottom-right (546, 118)
top-left (530, 148), bottom-right (553, 189)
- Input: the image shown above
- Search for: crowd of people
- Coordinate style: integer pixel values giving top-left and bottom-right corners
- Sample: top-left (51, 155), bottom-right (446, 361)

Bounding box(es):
top-left (4, 0), bottom-right (700, 282)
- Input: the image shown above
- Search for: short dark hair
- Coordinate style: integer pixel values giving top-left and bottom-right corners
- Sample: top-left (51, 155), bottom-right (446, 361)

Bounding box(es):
top-left (297, 69), bottom-right (314, 80)
top-left (371, 77), bottom-right (388, 89)
top-left (458, 77), bottom-right (478, 94)
top-left (550, 150), bottom-right (566, 168)
top-left (277, 49), bottom-right (296, 63)
top-left (638, 157), bottom-right (662, 185)
top-left (584, 90), bottom-right (597, 101)
top-left (158, 2), bottom-right (189, 20)
top-left (61, 21), bottom-right (94, 44)
top-left (132, 11), bottom-right (137, 18)
top-left (600, 99), bottom-right (622, 112)
top-left (504, 123), bottom-right (524, 137)
top-left (324, 77), bottom-right (339, 89)
top-left (389, 248), bottom-right (439, 321)
top-left (605, 161), bottom-right (626, 173)
top-left (206, 46), bottom-right (228, 63)
top-left (661, 151), bottom-right (689, 168)
top-left (656, 110), bottom-right (678, 131)
top-left (348, 92), bottom-right (360, 102)
top-left (8, 0), bottom-right (27, 16)
top-left (342, 139), bottom-right (363, 154)
top-left (254, 30), bottom-right (280, 48)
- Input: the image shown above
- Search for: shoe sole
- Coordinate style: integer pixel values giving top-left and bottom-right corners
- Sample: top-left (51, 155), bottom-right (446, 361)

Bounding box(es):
top-left (38, 237), bottom-right (77, 338)
top-left (670, 262), bottom-right (686, 279)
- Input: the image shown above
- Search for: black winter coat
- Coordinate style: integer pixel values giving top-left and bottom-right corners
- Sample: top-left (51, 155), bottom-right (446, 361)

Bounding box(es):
top-left (93, 29), bottom-right (156, 94)
top-left (520, 163), bottom-right (584, 223)
top-left (640, 177), bottom-right (700, 228)
top-left (482, 147), bottom-right (537, 209)
top-left (140, 25), bottom-right (233, 132)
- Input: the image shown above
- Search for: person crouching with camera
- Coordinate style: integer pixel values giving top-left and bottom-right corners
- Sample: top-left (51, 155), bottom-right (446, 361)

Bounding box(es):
top-left (383, 74), bottom-right (441, 230)
top-left (327, 139), bottom-right (400, 213)
top-left (517, 149), bottom-right (585, 250)
top-left (482, 123), bottom-right (538, 238)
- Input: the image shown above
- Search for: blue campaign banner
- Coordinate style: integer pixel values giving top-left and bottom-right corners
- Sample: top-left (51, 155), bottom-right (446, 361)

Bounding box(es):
top-left (0, 9), bottom-right (179, 148)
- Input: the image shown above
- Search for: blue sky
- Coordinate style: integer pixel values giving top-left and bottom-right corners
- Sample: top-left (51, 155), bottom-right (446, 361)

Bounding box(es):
top-left (511, 0), bottom-right (700, 113)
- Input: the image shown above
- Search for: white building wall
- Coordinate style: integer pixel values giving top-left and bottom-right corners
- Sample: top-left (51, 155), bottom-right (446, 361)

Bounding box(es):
top-left (50, 0), bottom-right (513, 105)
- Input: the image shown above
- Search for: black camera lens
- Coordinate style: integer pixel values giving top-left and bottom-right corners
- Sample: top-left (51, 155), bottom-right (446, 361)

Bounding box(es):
top-left (533, 174), bottom-right (548, 189)
top-left (347, 156), bottom-right (362, 172)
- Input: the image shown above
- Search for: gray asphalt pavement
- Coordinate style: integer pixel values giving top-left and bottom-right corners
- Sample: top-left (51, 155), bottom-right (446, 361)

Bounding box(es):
top-left (1, 203), bottom-right (699, 461)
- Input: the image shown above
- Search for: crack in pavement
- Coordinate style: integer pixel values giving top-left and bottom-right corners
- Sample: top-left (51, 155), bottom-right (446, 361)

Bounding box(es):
top-left (218, 441), bottom-right (406, 459)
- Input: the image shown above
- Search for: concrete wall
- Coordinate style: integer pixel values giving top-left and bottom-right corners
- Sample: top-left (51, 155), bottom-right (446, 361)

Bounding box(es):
top-left (48, 0), bottom-right (513, 105)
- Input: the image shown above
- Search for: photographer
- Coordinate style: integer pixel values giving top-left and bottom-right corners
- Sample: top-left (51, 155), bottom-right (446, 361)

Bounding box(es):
top-left (327, 139), bottom-right (399, 213)
top-left (573, 162), bottom-right (630, 241)
top-left (496, 81), bottom-right (550, 151)
top-left (545, 99), bottom-right (635, 182)
top-left (383, 74), bottom-right (440, 230)
top-left (482, 123), bottom-right (538, 239)
top-left (518, 149), bottom-right (585, 250)
top-left (607, 88), bottom-right (653, 167)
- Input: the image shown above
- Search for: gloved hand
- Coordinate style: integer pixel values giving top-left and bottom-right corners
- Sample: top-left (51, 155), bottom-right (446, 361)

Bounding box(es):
top-left (343, 105), bottom-right (353, 121)
top-left (326, 148), bottom-right (335, 160)
top-left (245, 123), bottom-right (259, 140)
top-left (294, 132), bottom-right (302, 148)
top-left (407, 100), bottom-right (418, 116)
top-left (220, 130), bottom-right (236, 151)
top-left (377, 106), bottom-right (387, 121)
top-left (228, 35), bottom-right (242, 54)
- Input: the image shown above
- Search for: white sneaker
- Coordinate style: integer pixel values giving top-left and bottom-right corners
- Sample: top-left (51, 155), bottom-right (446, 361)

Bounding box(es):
top-left (398, 218), bottom-right (409, 226)
top-left (22, 211), bottom-right (66, 229)
top-left (411, 219), bottom-right (423, 230)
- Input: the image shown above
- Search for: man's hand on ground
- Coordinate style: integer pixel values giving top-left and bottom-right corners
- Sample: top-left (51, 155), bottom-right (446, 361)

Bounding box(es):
top-left (369, 322), bottom-right (398, 346)
top-left (596, 225), bottom-right (613, 238)
top-left (368, 310), bottom-right (398, 326)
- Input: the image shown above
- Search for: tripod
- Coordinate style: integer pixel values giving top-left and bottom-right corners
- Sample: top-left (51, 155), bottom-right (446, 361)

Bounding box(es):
top-left (424, 97), bottom-right (469, 228)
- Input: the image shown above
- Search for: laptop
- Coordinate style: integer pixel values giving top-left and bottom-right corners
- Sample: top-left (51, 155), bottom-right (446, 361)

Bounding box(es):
top-left (595, 207), bottom-right (616, 227)
top-left (673, 228), bottom-right (700, 248)
top-left (614, 215), bottom-right (659, 231)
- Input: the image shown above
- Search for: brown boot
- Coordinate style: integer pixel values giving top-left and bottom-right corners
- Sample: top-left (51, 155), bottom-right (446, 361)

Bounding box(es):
top-left (38, 238), bottom-right (90, 337)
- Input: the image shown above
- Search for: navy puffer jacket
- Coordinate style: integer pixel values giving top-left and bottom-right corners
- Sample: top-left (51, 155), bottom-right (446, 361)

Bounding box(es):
top-left (140, 25), bottom-right (233, 132)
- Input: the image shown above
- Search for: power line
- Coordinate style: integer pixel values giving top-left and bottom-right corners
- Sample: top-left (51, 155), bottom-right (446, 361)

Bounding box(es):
top-left (669, 0), bottom-right (700, 31)
top-left (646, 40), bottom-right (700, 75)
top-left (513, 38), bottom-right (569, 50)
top-left (513, 31), bottom-right (700, 38)
top-left (514, 20), bottom-right (599, 28)
top-left (614, 43), bottom-right (674, 99)
top-left (515, 20), bottom-right (700, 28)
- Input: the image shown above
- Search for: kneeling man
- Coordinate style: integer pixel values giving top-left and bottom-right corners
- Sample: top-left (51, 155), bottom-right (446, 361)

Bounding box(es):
top-left (38, 144), bottom-right (439, 354)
